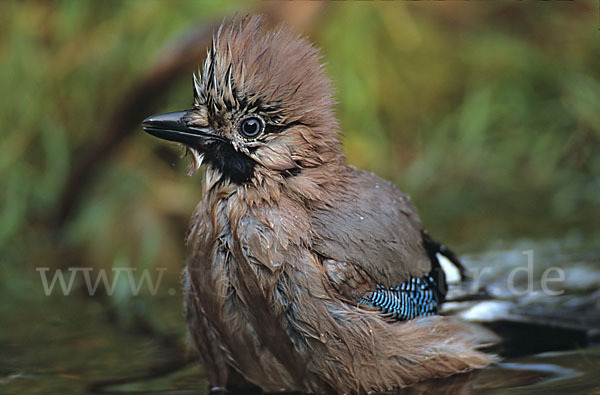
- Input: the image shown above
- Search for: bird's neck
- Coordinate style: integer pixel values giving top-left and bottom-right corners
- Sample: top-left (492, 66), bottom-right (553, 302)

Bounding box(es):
top-left (200, 160), bottom-right (352, 208)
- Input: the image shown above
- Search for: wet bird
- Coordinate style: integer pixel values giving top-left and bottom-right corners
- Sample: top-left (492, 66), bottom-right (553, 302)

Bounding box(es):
top-left (143, 16), bottom-right (493, 394)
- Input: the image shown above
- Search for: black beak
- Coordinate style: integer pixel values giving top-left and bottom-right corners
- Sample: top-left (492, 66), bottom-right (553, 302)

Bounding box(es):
top-left (142, 110), bottom-right (216, 146)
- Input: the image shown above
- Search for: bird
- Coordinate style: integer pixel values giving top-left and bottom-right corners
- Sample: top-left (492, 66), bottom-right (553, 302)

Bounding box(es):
top-left (143, 16), bottom-right (494, 394)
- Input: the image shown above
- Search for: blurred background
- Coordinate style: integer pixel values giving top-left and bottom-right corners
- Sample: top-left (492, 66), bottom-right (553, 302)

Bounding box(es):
top-left (1, 1), bottom-right (598, 393)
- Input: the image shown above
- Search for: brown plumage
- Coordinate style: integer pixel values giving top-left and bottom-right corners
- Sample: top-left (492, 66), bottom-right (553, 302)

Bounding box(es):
top-left (143, 16), bottom-right (493, 394)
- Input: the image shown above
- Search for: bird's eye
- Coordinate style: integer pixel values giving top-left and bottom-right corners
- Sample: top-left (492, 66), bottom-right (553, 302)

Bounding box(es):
top-left (240, 117), bottom-right (264, 138)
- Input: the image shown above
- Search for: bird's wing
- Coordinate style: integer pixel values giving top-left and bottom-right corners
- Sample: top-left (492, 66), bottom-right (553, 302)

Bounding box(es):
top-left (309, 169), bottom-right (454, 320)
top-left (310, 168), bottom-right (432, 288)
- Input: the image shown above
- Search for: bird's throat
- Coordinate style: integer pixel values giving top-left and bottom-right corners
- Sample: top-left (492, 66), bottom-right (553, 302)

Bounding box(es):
top-left (199, 140), bottom-right (256, 184)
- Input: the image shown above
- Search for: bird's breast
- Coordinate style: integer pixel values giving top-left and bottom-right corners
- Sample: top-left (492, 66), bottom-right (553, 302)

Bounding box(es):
top-left (183, 189), bottom-right (315, 391)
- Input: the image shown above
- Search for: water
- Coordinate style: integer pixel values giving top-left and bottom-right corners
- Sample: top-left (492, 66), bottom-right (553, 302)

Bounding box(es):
top-left (1, 238), bottom-right (598, 393)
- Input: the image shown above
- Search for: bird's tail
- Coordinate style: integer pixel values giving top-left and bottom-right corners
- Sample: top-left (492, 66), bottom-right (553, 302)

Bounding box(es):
top-left (304, 303), bottom-right (497, 393)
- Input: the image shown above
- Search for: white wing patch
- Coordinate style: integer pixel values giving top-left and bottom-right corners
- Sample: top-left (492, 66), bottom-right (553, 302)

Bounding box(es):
top-left (437, 252), bottom-right (461, 284)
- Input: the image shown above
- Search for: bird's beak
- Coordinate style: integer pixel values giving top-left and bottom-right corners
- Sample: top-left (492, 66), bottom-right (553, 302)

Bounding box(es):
top-left (142, 110), bottom-right (215, 146)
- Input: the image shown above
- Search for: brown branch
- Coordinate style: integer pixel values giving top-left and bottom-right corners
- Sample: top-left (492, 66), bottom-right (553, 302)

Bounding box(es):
top-left (52, 23), bottom-right (215, 228)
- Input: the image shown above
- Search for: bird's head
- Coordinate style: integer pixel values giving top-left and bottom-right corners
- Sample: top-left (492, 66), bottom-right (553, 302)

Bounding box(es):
top-left (143, 16), bottom-right (343, 188)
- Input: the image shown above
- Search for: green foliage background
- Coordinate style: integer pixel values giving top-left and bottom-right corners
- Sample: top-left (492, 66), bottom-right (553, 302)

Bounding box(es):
top-left (0, 1), bottom-right (598, 390)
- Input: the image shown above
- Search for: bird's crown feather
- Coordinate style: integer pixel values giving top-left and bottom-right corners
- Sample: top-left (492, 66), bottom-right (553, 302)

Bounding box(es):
top-left (194, 15), bottom-right (335, 126)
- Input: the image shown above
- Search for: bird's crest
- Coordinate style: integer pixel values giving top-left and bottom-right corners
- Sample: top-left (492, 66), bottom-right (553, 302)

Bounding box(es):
top-left (192, 15), bottom-right (335, 127)
top-left (194, 23), bottom-right (239, 114)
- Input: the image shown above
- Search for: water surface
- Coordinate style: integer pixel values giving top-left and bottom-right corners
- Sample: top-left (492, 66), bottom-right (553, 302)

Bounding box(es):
top-left (1, 238), bottom-right (598, 393)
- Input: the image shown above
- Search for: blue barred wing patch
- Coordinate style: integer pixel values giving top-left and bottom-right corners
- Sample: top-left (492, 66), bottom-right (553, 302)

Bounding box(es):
top-left (358, 275), bottom-right (441, 321)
